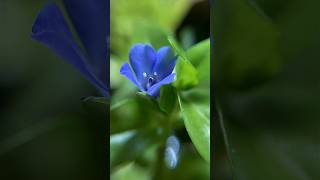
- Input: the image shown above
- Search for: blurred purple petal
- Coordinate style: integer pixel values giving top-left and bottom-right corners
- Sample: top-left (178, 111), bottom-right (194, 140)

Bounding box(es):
top-left (120, 62), bottom-right (145, 92)
top-left (31, 3), bottom-right (108, 96)
top-left (63, 0), bottom-right (108, 85)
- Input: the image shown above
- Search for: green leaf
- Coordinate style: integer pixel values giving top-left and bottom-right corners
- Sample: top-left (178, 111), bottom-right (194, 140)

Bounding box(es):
top-left (196, 57), bottom-right (210, 88)
top-left (181, 87), bottom-right (210, 105)
top-left (185, 39), bottom-right (210, 87)
top-left (168, 37), bottom-right (210, 90)
top-left (174, 60), bottom-right (199, 90)
top-left (159, 85), bottom-right (178, 115)
top-left (186, 39), bottom-right (210, 67)
top-left (167, 36), bottom-right (188, 60)
top-left (168, 37), bottom-right (210, 162)
top-left (167, 36), bottom-right (199, 90)
top-left (178, 95), bottom-right (210, 163)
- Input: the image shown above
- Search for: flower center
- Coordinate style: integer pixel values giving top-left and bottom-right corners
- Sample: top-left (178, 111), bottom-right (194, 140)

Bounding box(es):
top-left (144, 72), bottom-right (158, 90)
top-left (148, 77), bottom-right (155, 84)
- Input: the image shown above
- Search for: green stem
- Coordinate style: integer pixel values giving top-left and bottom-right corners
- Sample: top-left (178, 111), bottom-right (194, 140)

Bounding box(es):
top-left (151, 93), bottom-right (181, 179)
top-left (151, 144), bottom-right (165, 180)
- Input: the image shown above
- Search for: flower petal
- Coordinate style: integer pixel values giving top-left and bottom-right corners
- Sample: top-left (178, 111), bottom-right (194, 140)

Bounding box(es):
top-left (31, 2), bottom-right (108, 97)
top-left (129, 44), bottom-right (156, 82)
top-left (120, 62), bottom-right (144, 92)
top-left (63, 0), bottom-right (108, 85)
top-left (153, 46), bottom-right (177, 80)
top-left (147, 73), bottom-right (176, 97)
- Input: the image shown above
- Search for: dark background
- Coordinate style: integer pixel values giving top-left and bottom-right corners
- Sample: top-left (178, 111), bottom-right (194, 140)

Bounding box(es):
top-left (214, 0), bottom-right (320, 179)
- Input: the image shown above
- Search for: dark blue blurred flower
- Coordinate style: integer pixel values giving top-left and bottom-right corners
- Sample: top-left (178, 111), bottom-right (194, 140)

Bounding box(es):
top-left (120, 44), bottom-right (177, 97)
top-left (31, 0), bottom-right (109, 97)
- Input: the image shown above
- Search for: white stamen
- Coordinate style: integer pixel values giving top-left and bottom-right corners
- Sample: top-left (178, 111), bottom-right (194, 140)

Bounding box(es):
top-left (154, 72), bottom-right (157, 76)
top-left (143, 72), bottom-right (147, 78)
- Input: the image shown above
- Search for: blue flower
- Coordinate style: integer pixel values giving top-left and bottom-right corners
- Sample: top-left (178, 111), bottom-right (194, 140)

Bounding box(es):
top-left (31, 1), bottom-right (109, 97)
top-left (120, 44), bottom-right (177, 97)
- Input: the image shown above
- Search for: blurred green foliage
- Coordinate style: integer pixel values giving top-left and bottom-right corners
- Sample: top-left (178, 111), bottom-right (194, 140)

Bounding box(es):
top-left (110, 0), bottom-right (192, 60)
top-left (214, 0), bottom-right (320, 179)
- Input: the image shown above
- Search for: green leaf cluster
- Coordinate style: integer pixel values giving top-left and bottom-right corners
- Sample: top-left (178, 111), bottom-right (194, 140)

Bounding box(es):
top-left (168, 37), bottom-right (211, 163)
